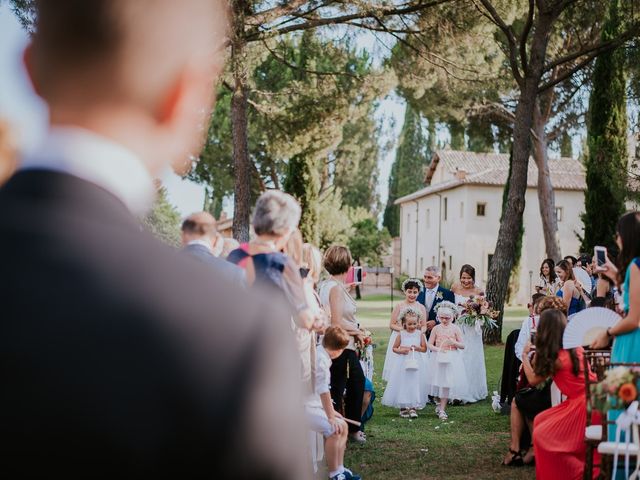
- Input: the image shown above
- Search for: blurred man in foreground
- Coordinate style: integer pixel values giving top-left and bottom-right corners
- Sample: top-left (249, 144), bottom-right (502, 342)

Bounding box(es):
top-left (0, 1), bottom-right (306, 477)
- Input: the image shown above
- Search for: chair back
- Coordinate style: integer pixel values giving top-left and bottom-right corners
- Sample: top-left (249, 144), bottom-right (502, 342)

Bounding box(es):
top-left (584, 349), bottom-right (611, 428)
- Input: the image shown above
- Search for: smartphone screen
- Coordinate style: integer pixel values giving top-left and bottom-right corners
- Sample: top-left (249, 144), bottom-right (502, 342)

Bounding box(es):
top-left (354, 267), bottom-right (363, 284)
top-left (595, 247), bottom-right (606, 267)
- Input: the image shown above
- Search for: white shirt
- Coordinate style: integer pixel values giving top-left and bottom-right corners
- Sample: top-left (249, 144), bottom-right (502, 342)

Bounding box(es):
top-left (187, 239), bottom-right (213, 252)
top-left (424, 285), bottom-right (439, 310)
top-left (514, 315), bottom-right (538, 361)
top-left (314, 345), bottom-right (332, 396)
top-left (20, 126), bottom-right (155, 214)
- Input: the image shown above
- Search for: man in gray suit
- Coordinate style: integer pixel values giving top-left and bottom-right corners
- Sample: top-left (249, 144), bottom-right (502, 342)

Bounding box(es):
top-left (181, 211), bottom-right (246, 288)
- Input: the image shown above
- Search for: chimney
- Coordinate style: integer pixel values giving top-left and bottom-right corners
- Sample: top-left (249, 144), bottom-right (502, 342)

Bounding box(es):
top-left (455, 168), bottom-right (467, 180)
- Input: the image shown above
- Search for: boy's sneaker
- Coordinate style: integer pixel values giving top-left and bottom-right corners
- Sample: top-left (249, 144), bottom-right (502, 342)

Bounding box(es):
top-left (343, 468), bottom-right (361, 480)
top-left (330, 470), bottom-right (361, 480)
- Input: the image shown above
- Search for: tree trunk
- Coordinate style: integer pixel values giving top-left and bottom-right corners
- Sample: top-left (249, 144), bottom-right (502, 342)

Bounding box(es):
top-left (230, 1), bottom-right (251, 242)
top-left (484, 11), bottom-right (556, 344)
top-left (532, 104), bottom-right (562, 260)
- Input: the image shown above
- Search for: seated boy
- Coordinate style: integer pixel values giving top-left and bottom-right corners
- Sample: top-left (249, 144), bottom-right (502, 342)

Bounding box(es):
top-left (306, 326), bottom-right (361, 480)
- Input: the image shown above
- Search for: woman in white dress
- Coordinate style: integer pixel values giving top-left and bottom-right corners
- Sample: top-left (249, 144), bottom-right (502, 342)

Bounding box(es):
top-left (451, 264), bottom-right (488, 403)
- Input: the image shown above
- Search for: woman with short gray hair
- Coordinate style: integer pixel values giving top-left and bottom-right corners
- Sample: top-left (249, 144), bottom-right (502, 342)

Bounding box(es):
top-left (227, 190), bottom-right (314, 329)
top-left (252, 190), bottom-right (301, 237)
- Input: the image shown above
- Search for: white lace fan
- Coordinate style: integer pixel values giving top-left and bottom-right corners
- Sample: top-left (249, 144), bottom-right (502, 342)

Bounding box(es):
top-left (562, 307), bottom-right (621, 348)
top-left (573, 267), bottom-right (592, 291)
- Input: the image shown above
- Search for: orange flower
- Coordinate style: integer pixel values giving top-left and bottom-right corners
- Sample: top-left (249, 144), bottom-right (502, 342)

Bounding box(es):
top-left (619, 383), bottom-right (638, 403)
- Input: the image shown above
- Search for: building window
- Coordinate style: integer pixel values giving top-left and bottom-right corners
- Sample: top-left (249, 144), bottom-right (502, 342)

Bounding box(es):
top-left (406, 259), bottom-right (409, 273)
top-left (460, 202), bottom-right (464, 218)
top-left (477, 203), bottom-right (486, 217)
top-left (426, 209), bottom-right (430, 229)
top-left (449, 255), bottom-right (452, 271)
top-left (432, 256), bottom-right (436, 266)
top-left (555, 207), bottom-right (563, 222)
top-left (444, 197), bottom-right (448, 221)
top-left (420, 257), bottom-right (424, 272)
top-left (407, 213), bottom-right (410, 232)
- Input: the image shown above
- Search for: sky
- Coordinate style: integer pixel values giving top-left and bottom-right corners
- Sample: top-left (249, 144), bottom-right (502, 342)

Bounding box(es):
top-left (0, 4), bottom-right (405, 218)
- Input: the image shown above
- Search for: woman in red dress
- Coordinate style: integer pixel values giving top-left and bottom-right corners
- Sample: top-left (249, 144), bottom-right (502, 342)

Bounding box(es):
top-left (521, 309), bottom-right (598, 480)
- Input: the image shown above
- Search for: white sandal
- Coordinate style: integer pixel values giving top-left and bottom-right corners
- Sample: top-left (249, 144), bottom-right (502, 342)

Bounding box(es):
top-left (438, 410), bottom-right (448, 421)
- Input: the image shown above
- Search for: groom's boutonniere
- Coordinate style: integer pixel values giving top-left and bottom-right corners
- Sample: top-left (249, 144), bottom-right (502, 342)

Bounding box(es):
top-left (436, 291), bottom-right (444, 301)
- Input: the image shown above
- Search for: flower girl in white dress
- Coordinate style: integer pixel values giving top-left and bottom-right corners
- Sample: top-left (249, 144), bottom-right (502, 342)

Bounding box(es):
top-left (382, 278), bottom-right (427, 382)
top-left (426, 301), bottom-right (467, 420)
top-left (381, 306), bottom-right (428, 418)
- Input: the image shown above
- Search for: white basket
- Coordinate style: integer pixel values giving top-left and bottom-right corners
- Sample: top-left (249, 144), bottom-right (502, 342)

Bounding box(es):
top-left (404, 349), bottom-right (419, 370)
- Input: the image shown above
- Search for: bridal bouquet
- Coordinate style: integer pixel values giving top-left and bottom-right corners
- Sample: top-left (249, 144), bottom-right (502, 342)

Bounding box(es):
top-left (457, 295), bottom-right (500, 332)
top-left (592, 366), bottom-right (640, 411)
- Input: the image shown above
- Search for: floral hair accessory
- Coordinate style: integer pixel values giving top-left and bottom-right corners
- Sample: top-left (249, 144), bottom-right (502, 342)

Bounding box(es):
top-left (399, 305), bottom-right (423, 323)
top-left (434, 300), bottom-right (458, 319)
top-left (401, 277), bottom-right (424, 293)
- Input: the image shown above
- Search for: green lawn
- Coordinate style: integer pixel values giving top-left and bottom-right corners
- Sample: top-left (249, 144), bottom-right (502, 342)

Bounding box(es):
top-left (342, 295), bottom-right (535, 480)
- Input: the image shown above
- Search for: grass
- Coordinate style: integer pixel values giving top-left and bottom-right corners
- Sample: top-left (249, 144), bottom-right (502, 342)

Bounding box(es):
top-left (342, 295), bottom-right (535, 480)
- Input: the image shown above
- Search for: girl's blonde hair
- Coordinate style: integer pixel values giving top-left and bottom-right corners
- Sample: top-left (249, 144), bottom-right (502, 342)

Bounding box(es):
top-left (435, 301), bottom-right (458, 320)
top-left (399, 305), bottom-right (422, 325)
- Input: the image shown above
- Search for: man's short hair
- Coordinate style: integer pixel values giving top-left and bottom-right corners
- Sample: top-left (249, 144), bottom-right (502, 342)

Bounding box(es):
top-left (181, 212), bottom-right (217, 238)
top-left (30, 0), bottom-right (229, 108)
top-left (323, 326), bottom-right (350, 351)
top-left (424, 266), bottom-right (441, 276)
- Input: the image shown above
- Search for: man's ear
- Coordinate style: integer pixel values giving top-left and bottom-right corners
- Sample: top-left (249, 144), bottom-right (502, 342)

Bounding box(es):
top-left (23, 44), bottom-right (43, 98)
top-left (156, 70), bottom-right (188, 126)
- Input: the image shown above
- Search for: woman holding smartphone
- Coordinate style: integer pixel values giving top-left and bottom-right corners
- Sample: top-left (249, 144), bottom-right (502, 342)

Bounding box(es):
top-left (591, 212), bottom-right (640, 356)
top-left (319, 245), bottom-right (367, 444)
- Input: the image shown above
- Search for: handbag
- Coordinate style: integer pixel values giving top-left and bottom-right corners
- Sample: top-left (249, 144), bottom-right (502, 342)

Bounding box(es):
top-left (404, 348), bottom-right (419, 370)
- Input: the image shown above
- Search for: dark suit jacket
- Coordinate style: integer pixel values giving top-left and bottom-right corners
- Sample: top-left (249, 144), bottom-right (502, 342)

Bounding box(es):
top-left (417, 285), bottom-right (456, 322)
top-left (183, 243), bottom-right (246, 289)
top-left (0, 170), bottom-right (306, 479)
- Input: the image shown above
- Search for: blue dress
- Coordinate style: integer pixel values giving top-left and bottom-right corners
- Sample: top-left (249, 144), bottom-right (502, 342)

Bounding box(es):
top-left (611, 258), bottom-right (640, 363)
top-left (608, 258), bottom-right (640, 464)
top-left (555, 289), bottom-right (582, 316)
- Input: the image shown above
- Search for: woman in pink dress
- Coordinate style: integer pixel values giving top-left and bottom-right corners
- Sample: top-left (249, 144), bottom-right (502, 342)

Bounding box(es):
top-left (522, 308), bottom-right (598, 479)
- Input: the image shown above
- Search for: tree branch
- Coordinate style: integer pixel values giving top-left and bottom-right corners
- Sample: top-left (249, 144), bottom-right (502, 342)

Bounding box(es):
top-left (246, 0), bottom-right (453, 42)
top-left (248, 0), bottom-right (316, 27)
top-left (260, 39), bottom-right (361, 78)
top-left (474, 0), bottom-right (524, 86)
top-left (543, 24), bottom-right (640, 73)
top-left (519, 0), bottom-right (534, 73)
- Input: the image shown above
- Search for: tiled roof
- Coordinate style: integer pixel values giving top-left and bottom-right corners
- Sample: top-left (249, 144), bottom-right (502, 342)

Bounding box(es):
top-left (396, 150), bottom-right (586, 205)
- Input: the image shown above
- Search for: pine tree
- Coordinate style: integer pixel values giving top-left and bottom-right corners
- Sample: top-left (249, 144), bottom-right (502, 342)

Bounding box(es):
top-left (383, 104), bottom-right (432, 237)
top-left (142, 187), bottom-right (182, 247)
top-left (582, 0), bottom-right (628, 253)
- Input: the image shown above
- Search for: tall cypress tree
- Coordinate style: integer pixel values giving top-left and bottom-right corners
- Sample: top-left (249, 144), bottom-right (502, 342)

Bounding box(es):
top-left (383, 104), bottom-right (432, 237)
top-left (582, 0), bottom-right (628, 253)
top-left (283, 154), bottom-right (320, 244)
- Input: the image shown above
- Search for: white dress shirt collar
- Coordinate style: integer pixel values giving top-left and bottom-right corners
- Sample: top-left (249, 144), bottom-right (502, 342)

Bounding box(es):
top-left (21, 126), bottom-right (155, 214)
top-left (187, 239), bottom-right (213, 252)
top-left (426, 285), bottom-right (440, 294)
